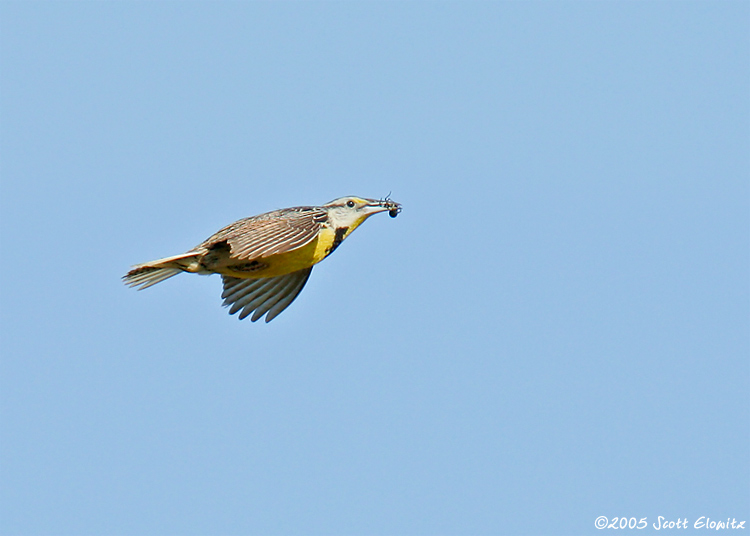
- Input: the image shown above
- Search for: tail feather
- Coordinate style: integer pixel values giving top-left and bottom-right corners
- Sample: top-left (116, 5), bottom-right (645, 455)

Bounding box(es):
top-left (123, 252), bottom-right (198, 290)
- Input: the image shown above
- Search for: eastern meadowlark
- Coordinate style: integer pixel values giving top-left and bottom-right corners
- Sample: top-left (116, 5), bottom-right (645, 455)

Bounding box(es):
top-left (123, 196), bottom-right (402, 322)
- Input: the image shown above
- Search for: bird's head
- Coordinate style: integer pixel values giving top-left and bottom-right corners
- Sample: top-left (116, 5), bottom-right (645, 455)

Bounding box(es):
top-left (323, 196), bottom-right (402, 230)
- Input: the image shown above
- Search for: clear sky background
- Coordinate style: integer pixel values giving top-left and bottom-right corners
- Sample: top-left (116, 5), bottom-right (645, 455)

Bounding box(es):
top-left (1, 2), bottom-right (748, 535)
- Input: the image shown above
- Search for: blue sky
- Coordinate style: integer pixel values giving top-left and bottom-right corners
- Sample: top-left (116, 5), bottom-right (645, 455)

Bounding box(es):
top-left (1, 2), bottom-right (748, 535)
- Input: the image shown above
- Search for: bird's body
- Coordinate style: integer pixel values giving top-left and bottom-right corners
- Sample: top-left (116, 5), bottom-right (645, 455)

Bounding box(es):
top-left (124, 196), bottom-right (401, 322)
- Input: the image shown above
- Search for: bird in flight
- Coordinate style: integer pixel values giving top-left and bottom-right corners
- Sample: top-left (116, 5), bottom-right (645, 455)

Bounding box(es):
top-left (124, 196), bottom-right (402, 322)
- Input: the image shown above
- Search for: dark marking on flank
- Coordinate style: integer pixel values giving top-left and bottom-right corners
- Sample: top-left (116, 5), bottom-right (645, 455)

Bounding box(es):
top-left (326, 226), bottom-right (349, 256)
top-left (231, 260), bottom-right (268, 272)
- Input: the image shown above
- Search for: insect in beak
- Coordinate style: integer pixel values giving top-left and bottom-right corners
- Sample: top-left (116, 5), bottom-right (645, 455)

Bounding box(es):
top-left (380, 193), bottom-right (402, 218)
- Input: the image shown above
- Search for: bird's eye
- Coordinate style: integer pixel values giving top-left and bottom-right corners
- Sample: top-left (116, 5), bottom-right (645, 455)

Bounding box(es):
top-left (346, 200), bottom-right (355, 208)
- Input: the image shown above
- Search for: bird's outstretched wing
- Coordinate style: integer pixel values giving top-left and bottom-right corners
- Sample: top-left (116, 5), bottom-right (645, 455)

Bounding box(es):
top-left (199, 207), bottom-right (328, 261)
top-left (220, 267), bottom-right (313, 322)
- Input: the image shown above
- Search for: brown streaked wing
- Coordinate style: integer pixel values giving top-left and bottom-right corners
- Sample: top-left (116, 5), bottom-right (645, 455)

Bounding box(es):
top-left (199, 207), bottom-right (327, 261)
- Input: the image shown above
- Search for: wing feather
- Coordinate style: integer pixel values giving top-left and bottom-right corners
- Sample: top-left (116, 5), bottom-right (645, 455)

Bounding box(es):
top-left (238, 276), bottom-right (297, 320)
top-left (223, 277), bottom-right (272, 314)
top-left (264, 271), bottom-right (312, 323)
top-left (227, 278), bottom-right (279, 315)
top-left (201, 208), bottom-right (326, 261)
top-left (222, 277), bottom-right (268, 305)
top-left (235, 277), bottom-right (289, 318)
top-left (249, 274), bottom-right (305, 322)
top-left (221, 276), bottom-right (255, 296)
top-left (221, 267), bottom-right (313, 322)
top-left (236, 227), bottom-right (299, 259)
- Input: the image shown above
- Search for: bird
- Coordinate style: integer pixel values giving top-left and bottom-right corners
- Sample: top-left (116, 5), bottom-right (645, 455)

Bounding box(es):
top-left (123, 195), bottom-right (402, 323)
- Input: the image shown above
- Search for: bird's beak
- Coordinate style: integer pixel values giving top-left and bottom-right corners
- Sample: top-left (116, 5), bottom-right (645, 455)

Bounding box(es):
top-left (364, 198), bottom-right (402, 218)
